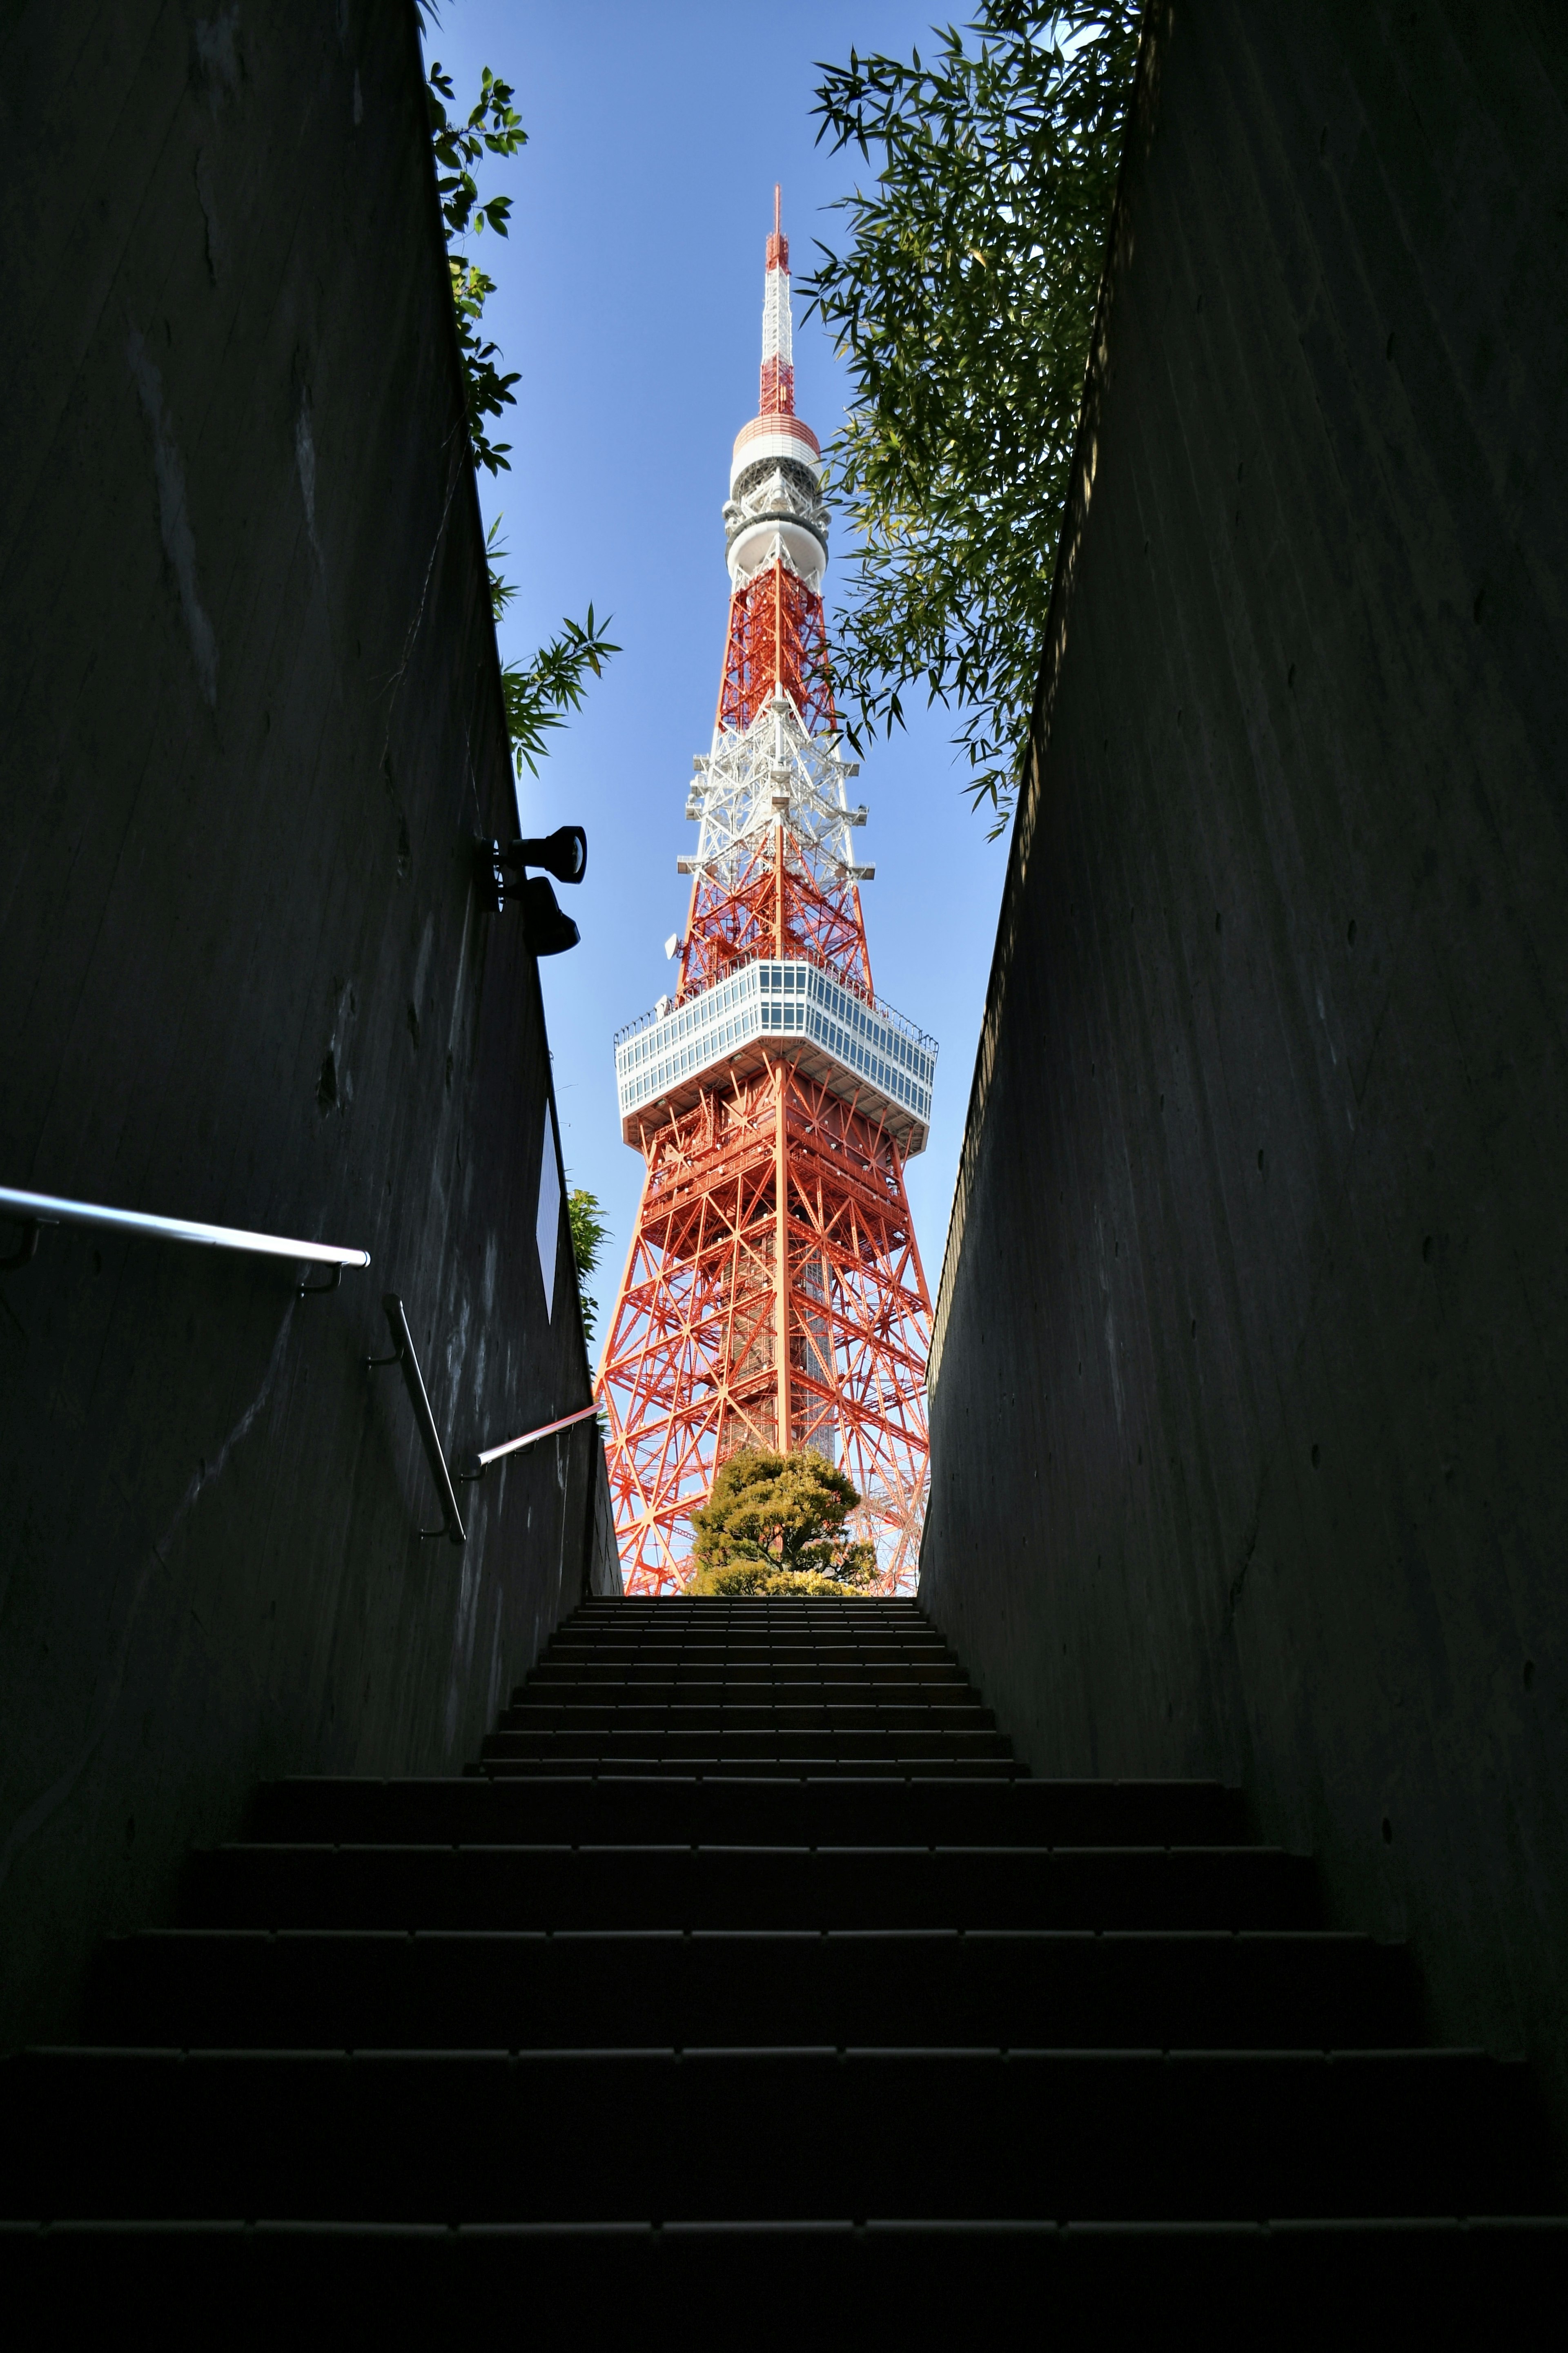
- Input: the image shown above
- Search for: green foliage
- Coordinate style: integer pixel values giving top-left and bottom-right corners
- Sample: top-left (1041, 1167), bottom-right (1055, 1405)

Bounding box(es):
top-left (488, 517), bottom-right (619, 778)
top-left (503, 616), bottom-right (621, 776)
top-left (687, 1447), bottom-right (877, 1592)
top-left (691, 1563), bottom-right (854, 1597)
top-left (486, 516), bottom-right (517, 624)
top-left (427, 61), bottom-right (526, 476)
top-left (567, 1186), bottom-right (608, 1349)
top-left (428, 61), bottom-right (524, 242)
top-left (804, 4), bottom-right (1141, 831)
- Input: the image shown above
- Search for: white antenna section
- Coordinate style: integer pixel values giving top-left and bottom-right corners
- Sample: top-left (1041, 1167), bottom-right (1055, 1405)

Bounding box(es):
top-left (762, 256), bottom-right (792, 372)
top-left (686, 691), bottom-right (871, 888)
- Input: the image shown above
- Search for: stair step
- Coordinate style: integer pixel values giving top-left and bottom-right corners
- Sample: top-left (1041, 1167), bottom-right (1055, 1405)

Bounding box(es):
top-left (0, 2047), bottom-right (1547, 2223)
top-left (522, 1666), bottom-right (973, 1684)
top-left (549, 1620), bottom-right (938, 1642)
top-left (468, 1754), bottom-right (1028, 1781)
top-left (180, 1844), bottom-right (1320, 1932)
top-left (571, 1600), bottom-right (925, 1613)
top-left (540, 1648), bottom-right (957, 1668)
top-left (243, 1774), bottom-right (1250, 1849)
top-left (4, 2213), bottom-right (1564, 2337)
top-left (88, 1927), bottom-right (1420, 2051)
top-left (495, 1703), bottom-right (993, 1734)
top-left (478, 1728), bottom-right (1014, 1761)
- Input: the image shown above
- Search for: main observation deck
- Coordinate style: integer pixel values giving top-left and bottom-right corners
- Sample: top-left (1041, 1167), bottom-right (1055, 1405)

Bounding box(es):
top-left (615, 957), bottom-right (937, 1157)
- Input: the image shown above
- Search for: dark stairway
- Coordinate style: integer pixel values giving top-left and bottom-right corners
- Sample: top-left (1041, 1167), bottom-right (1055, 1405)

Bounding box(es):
top-left (3, 1596), bottom-right (1564, 2336)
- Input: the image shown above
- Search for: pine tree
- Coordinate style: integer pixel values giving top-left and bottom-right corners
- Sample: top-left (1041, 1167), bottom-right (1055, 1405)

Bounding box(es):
top-left (688, 1448), bottom-right (877, 1595)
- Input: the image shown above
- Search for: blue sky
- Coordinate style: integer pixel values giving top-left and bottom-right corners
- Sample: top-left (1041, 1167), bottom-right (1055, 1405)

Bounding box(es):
top-left (421, 2), bottom-right (1010, 1340)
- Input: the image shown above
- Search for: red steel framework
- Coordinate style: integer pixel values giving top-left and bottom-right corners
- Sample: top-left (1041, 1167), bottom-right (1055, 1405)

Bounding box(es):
top-left (595, 198), bottom-right (935, 1595)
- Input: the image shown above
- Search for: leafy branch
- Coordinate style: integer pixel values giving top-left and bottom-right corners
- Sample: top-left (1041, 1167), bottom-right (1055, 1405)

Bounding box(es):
top-left (803, 4), bottom-right (1140, 832)
top-left (423, 59), bottom-right (620, 768)
top-left (428, 61), bottom-right (524, 241)
top-left (486, 521), bottom-right (620, 779)
top-left (568, 1186), bottom-right (608, 1350)
top-left (427, 61), bottom-right (525, 475)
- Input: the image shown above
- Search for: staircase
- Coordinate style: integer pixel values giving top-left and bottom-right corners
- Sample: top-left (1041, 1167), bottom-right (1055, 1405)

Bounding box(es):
top-left (3, 1595), bottom-right (1563, 2333)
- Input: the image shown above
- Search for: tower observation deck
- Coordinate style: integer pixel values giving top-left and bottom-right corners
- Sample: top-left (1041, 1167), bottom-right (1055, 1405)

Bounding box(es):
top-left (595, 194), bottom-right (937, 1594)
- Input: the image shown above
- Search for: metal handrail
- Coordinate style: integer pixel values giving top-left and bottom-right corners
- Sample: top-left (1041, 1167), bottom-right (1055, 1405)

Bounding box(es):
top-left (0, 1184), bottom-right (370, 1289)
top-left (367, 1294), bottom-right (466, 1546)
top-left (463, 1398), bottom-right (601, 1479)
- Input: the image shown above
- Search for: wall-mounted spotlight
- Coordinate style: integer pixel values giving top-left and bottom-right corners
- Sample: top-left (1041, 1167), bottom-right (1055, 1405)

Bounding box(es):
top-left (518, 878), bottom-right (580, 956)
top-left (476, 826), bottom-right (588, 955)
top-left (516, 827), bottom-right (588, 884)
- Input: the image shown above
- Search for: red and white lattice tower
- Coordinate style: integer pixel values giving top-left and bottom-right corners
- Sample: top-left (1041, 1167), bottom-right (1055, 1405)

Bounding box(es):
top-left (595, 192), bottom-right (938, 1595)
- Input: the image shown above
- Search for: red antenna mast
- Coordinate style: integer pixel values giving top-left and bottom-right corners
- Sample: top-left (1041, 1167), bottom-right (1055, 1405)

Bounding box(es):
top-left (595, 201), bottom-right (936, 1593)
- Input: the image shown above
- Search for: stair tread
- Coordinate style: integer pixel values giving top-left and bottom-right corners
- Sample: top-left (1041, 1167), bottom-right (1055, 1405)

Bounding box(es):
top-left (179, 1840), bottom-right (1321, 1934)
top-left (1, 2045), bottom-right (1550, 2224)
top-left (467, 1758), bottom-right (1032, 1780)
top-left (88, 1923), bottom-right (1423, 2049)
top-left (486, 1716), bottom-right (1004, 1729)
top-left (6, 2216), bottom-right (1564, 2343)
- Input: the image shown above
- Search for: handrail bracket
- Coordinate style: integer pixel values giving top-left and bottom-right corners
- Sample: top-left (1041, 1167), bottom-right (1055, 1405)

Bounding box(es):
top-left (0, 1217), bottom-right (53, 1274)
top-left (367, 1293), bottom-right (467, 1546)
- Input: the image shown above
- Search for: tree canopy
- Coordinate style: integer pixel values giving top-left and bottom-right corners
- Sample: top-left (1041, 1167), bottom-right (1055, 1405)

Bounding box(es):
top-left (688, 1448), bottom-right (877, 1595)
top-left (804, 3), bottom-right (1141, 832)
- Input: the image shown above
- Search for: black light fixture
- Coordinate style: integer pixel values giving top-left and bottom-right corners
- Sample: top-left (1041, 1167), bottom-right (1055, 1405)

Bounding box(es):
top-left (476, 826), bottom-right (588, 952)
top-left (517, 825), bottom-right (588, 883)
top-left (519, 875), bottom-right (580, 957)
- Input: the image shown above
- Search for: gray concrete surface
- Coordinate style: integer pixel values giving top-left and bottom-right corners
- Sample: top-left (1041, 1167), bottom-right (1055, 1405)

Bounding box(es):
top-left (0, 3), bottom-right (599, 2050)
top-left (922, 0), bottom-right (1568, 2143)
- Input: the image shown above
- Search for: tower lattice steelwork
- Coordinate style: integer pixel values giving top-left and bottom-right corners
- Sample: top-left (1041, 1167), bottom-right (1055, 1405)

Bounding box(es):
top-left (595, 196), bottom-right (938, 1595)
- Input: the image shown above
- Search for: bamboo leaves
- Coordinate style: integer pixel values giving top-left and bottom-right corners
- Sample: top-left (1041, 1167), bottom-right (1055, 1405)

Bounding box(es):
top-left (804, 4), bottom-right (1140, 831)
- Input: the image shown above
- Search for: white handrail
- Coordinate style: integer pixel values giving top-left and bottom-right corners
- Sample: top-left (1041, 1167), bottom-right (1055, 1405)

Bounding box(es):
top-left (0, 1185), bottom-right (370, 1269)
top-left (475, 1398), bottom-right (601, 1469)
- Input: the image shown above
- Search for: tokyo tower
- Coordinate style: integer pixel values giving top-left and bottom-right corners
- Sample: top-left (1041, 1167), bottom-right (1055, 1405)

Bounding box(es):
top-left (595, 194), bottom-right (938, 1596)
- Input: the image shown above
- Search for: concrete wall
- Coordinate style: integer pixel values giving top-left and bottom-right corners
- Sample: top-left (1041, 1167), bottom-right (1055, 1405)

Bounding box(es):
top-left (923, 0), bottom-right (1568, 2135)
top-left (587, 1436), bottom-right (624, 1599)
top-left (0, 2), bottom-right (600, 2049)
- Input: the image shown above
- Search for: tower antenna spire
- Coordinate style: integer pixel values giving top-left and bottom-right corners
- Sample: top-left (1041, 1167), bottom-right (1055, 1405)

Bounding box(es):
top-left (759, 193), bottom-right (793, 418)
top-left (596, 189), bottom-right (937, 1595)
